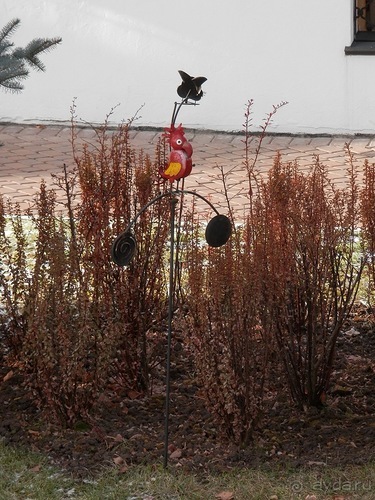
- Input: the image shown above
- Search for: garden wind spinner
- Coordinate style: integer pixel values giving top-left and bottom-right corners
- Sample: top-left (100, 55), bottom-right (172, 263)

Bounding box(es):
top-left (111, 70), bottom-right (232, 468)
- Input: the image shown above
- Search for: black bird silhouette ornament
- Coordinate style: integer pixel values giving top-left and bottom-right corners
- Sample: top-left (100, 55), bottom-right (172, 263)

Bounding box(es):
top-left (177, 70), bottom-right (207, 101)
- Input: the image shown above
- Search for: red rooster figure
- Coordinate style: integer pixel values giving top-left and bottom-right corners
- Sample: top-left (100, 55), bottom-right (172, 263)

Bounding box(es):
top-left (160, 124), bottom-right (193, 182)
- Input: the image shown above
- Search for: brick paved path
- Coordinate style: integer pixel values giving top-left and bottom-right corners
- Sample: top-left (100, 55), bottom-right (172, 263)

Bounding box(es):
top-left (1, 123), bottom-right (375, 214)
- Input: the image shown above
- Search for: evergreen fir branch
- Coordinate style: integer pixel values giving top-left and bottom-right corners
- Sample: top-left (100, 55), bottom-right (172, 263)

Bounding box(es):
top-left (0, 77), bottom-right (26, 92)
top-left (0, 63), bottom-right (28, 92)
top-left (0, 40), bottom-right (15, 57)
top-left (0, 57), bottom-right (27, 77)
top-left (0, 18), bottom-right (61, 92)
top-left (13, 37), bottom-right (62, 72)
top-left (0, 18), bottom-right (20, 46)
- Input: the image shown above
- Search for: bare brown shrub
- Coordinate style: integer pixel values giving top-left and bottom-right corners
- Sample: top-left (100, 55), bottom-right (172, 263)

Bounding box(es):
top-left (184, 219), bottom-right (270, 446)
top-left (1, 115), bottom-right (171, 425)
top-left (183, 104), bottom-right (365, 446)
top-left (253, 154), bottom-right (364, 408)
top-left (180, 102), bottom-right (288, 445)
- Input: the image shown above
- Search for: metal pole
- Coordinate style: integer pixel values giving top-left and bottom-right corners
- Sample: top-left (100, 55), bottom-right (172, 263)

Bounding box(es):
top-left (163, 194), bottom-right (178, 469)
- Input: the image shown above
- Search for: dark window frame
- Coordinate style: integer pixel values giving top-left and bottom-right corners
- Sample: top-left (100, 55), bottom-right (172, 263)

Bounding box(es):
top-left (346, 0), bottom-right (375, 54)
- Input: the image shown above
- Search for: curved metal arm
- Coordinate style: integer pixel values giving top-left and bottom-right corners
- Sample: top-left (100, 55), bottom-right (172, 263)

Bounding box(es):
top-left (170, 93), bottom-right (199, 126)
top-left (123, 189), bottom-right (221, 233)
top-left (171, 100), bottom-right (185, 127)
top-left (175, 189), bottom-right (220, 215)
top-left (123, 191), bottom-right (171, 233)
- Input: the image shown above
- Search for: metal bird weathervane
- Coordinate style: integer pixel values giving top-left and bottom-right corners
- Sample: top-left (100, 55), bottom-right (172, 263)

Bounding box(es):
top-left (177, 70), bottom-right (207, 101)
top-left (111, 70), bottom-right (232, 468)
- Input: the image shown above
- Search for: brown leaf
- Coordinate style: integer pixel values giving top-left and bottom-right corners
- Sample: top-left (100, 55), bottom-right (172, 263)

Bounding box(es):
top-left (118, 464), bottom-right (129, 474)
top-left (170, 449), bottom-right (182, 460)
top-left (3, 370), bottom-right (14, 382)
top-left (113, 455), bottom-right (125, 465)
top-left (97, 393), bottom-right (110, 404)
top-left (129, 433), bottom-right (143, 441)
top-left (127, 390), bottom-right (142, 400)
top-left (30, 464), bottom-right (42, 473)
top-left (28, 430), bottom-right (41, 436)
top-left (215, 492), bottom-right (234, 500)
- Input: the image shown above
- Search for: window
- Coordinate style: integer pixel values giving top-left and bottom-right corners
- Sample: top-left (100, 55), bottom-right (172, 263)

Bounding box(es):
top-left (345, 0), bottom-right (375, 54)
top-left (355, 0), bottom-right (375, 39)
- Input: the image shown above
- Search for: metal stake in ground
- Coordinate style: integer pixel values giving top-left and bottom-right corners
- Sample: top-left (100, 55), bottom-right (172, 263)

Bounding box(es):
top-left (164, 194), bottom-right (178, 468)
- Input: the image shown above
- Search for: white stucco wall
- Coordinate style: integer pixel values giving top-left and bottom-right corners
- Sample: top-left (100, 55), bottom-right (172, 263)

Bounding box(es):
top-left (0, 0), bottom-right (373, 134)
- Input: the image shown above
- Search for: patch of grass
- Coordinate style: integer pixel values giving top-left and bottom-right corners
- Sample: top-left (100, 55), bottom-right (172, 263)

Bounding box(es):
top-left (0, 441), bottom-right (76, 499)
top-left (0, 441), bottom-right (374, 499)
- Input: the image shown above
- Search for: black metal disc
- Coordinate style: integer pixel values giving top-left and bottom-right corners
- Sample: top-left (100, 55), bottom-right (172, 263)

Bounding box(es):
top-left (111, 232), bottom-right (137, 266)
top-left (205, 214), bottom-right (232, 247)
